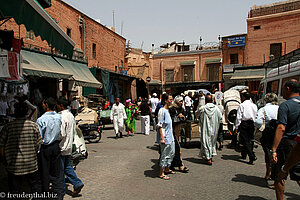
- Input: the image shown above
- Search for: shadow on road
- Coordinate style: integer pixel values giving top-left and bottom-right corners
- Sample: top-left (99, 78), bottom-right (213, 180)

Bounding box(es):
top-left (144, 159), bottom-right (160, 178)
top-left (183, 157), bottom-right (210, 165)
top-left (181, 141), bottom-right (201, 149)
top-left (221, 154), bottom-right (249, 164)
top-left (285, 192), bottom-right (300, 200)
top-left (232, 174), bottom-right (268, 188)
top-left (146, 145), bottom-right (159, 151)
top-left (235, 195), bottom-right (268, 200)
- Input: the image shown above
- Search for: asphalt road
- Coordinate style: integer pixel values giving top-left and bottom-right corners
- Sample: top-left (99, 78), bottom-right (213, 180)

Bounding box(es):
top-left (64, 121), bottom-right (300, 200)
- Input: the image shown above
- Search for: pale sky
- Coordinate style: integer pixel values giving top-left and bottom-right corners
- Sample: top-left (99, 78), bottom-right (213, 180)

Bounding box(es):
top-left (63, 0), bottom-right (284, 51)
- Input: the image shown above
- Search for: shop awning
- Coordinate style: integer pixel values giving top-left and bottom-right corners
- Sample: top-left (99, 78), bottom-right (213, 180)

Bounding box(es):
top-left (180, 61), bottom-right (195, 66)
top-left (55, 58), bottom-right (102, 88)
top-left (0, 0), bottom-right (75, 57)
top-left (21, 50), bottom-right (72, 79)
top-left (205, 58), bottom-right (221, 64)
top-left (231, 69), bottom-right (265, 80)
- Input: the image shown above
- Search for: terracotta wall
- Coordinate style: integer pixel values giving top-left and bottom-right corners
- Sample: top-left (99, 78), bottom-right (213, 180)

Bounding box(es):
top-left (246, 9), bottom-right (300, 66)
top-left (152, 50), bottom-right (221, 85)
top-left (1, 0), bottom-right (126, 70)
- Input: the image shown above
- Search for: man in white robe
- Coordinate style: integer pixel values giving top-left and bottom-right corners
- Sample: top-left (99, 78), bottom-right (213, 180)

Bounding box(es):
top-left (110, 98), bottom-right (127, 139)
top-left (197, 95), bottom-right (222, 165)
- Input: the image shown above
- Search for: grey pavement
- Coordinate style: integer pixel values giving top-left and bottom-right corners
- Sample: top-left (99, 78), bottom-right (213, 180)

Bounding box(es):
top-left (64, 120), bottom-right (300, 200)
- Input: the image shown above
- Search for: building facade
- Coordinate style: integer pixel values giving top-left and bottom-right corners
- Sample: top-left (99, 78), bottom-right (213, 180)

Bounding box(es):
top-left (222, 0), bottom-right (300, 92)
top-left (246, 0), bottom-right (300, 66)
top-left (1, 0), bottom-right (129, 102)
top-left (152, 43), bottom-right (222, 96)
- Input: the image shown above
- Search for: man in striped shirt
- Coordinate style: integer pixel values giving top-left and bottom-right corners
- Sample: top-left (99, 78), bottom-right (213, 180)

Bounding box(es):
top-left (0, 101), bottom-right (43, 194)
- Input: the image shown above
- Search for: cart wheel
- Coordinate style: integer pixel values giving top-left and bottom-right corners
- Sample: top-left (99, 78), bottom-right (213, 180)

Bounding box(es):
top-left (180, 128), bottom-right (187, 147)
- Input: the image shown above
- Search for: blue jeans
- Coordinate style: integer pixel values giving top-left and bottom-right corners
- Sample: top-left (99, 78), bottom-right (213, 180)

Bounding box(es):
top-left (61, 155), bottom-right (83, 191)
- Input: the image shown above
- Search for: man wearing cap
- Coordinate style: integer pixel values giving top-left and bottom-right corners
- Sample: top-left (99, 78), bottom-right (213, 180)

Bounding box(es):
top-left (149, 93), bottom-right (159, 131)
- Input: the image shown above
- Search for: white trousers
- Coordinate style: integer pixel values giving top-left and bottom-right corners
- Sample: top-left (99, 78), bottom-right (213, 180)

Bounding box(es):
top-left (141, 115), bottom-right (150, 135)
top-left (113, 117), bottom-right (124, 134)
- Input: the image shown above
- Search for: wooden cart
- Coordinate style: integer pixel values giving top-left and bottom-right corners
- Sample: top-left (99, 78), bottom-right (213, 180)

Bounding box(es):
top-left (180, 121), bottom-right (200, 147)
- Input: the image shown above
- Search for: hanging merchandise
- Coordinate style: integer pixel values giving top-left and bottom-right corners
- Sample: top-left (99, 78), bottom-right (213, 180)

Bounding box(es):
top-left (6, 51), bottom-right (19, 81)
top-left (0, 30), bottom-right (13, 51)
top-left (0, 49), bottom-right (10, 78)
top-left (1, 82), bottom-right (7, 95)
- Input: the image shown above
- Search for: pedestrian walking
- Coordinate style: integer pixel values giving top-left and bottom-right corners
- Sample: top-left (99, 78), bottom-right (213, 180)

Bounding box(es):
top-left (158, 93), bottom-right (175, 180)
top-left (0, 101), bottom-right (43, 196)
top-left (125, 99), bottom-right (136, 136)
top-left (149, 93), bottom-right (159, 131)
top-left (184, 92), bottom-right (193, 120)
top-left (140, 98), bottom-right (151, 135)
top-left (277, 133), bottom-right (300, 184)
top-left (235, 91), bottom-right (258, 165)
top-left (110, 98), bottom-right (127, 139)
top-left (196, 95), bottom-right (222, 165)
top-left (255, 93), bottom-right (279, 187)
top-left (70, 96), bottom-right (80, 117)
top-left (169, 95), bottom-right (189, 172)
top-left (270, 80), bottom-right (300, 200)
top-left (36, 97), bottom-right (65, 200)
top-left (56, 99), bottom-right (84, 197)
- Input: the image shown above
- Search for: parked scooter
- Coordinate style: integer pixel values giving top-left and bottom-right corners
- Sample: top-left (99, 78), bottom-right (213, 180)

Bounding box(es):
top-left (76, 119), bottom-right (102, 143)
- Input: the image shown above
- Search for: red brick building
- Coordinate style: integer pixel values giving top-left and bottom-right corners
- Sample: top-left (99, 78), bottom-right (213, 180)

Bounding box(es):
top-left (246, 0), bottom-right (300, 66)
top-left (222, 0), bottom-right (300, 91)
top-left (1, 0), bottom-right (126, 70)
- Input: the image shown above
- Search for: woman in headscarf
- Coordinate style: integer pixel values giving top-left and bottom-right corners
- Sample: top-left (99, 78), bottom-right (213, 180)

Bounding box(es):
top-left (169, 95), bottom-right (189, 173)
top-left (125, 99), bottom-right (135, 136)
top-left (255, 93), bottom-right (279, 188)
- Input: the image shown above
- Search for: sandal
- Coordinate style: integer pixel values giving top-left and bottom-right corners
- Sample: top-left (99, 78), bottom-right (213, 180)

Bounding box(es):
top-left (159, 175), bottom-right (170, 180)
top-left (164, 170), bottom-right (176, 174)
top-left (179, 167), bottom-right (189, 173)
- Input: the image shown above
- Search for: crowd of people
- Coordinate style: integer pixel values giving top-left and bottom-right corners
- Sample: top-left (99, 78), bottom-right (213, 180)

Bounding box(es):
top-left (0, 79), bottom-right (299, 200)
top-left (153, 79), bottom-right (300, 200)
top-left (0, 97), bottom-right (84, 199)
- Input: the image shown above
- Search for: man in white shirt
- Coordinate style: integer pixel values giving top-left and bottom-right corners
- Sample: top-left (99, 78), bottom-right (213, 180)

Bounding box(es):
top-left (149, 93), bottom-right (159, 131)
top-left (57, 99), bottom-right (84, 196)
top-left (110, 98), bottom-right (127, 139)
top-left (235, 92), bottom-right (258, 164)
top-left (184, 92), bottom-right (193, 120)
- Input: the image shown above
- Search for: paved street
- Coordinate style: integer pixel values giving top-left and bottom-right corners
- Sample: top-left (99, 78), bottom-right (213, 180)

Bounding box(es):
top-left (64, 121), bottom-right (299, 200)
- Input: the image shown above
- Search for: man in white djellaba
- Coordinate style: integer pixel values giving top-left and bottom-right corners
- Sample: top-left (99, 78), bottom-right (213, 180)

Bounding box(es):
top-left (197, 95), bottom-right (222, 165)
top-left (110, 98), bottom-right (127, 139)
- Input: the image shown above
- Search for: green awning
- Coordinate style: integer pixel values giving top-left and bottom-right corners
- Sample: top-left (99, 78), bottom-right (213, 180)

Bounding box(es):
top-left (205, 58), bottom-right (221, 64)
top-left (55, 57), bottom-right (102, 88)
top-left (231, 69), bottom-right (265, 80)
top-left (180, 61), bottom-right (195, 66)
top-left (21, 50), bottom-right (72, 79)
top-left (1, 0), bottom-right (75, 57)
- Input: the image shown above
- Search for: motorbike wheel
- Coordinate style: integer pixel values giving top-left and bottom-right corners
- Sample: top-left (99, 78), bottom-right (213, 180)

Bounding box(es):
top-left (88, 131), bottom-right (102, 143)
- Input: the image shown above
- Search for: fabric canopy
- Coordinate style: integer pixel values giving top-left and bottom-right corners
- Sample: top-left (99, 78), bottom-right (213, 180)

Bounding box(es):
top-left (55, 57), bottom-right (102, 88)
top-left (1, 0), bottom-right (75, 57)
top-left (21, 50), bottom-right (72, 79)
top-left (205, 58), bottom-right (221, 64)
top-left (231, 69), bottom-right (265, 80)
top-left (180, 61), bottom-right (195, 66)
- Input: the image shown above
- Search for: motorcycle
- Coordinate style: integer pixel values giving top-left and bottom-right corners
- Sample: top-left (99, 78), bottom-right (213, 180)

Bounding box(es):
top-left (76, 119), bottom-right (102, 143)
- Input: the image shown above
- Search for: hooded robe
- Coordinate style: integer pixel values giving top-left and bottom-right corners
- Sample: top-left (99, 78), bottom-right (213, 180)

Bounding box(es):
top-left (197, 103), bottom-right (222, 160)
